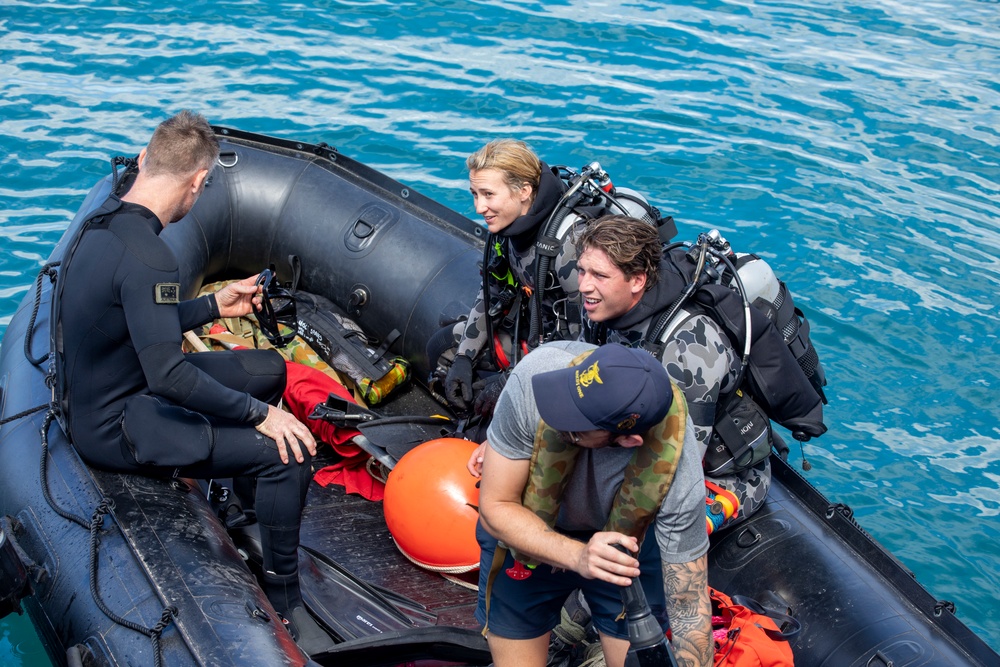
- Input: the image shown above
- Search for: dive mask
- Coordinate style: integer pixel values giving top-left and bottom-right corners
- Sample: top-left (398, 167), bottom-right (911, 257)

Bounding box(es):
top-left (253, 267), bottom-right (297, 348)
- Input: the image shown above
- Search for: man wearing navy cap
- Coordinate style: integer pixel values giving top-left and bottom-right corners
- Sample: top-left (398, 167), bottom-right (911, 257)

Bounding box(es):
top-left (475, 341), bottom-right (712, 667)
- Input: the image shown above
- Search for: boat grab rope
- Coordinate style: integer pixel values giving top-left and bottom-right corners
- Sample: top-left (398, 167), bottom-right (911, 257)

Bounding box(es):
top-left (24, 261), bottom-right (59, 366)
top-left (38, 410), bottom-right (89, 529)
top-left (90, 499), bottom-right (178, 667)
top-left (0, 402), bottom-right (50, 427)
top-left (37, 406), bottom-right (182, 664)
top-left (0, 263), bottom-right (61, 427)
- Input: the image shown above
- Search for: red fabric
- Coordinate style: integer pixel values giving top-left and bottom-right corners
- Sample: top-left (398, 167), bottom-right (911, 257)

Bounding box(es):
top-left (710, 587), bottom-right (795, 666)
top-left (282, 362), bottom-right (385, 501)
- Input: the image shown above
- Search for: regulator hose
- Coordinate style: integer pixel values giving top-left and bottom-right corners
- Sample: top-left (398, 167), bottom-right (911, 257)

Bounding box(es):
top-left (643, 240), bottom-right (710, 348)
top-left (527, 166), bottom-right (600, 348)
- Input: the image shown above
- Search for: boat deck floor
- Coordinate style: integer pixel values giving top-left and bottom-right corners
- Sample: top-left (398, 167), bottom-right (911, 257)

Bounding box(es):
top-left (299, 465), bottom-right (481, 630)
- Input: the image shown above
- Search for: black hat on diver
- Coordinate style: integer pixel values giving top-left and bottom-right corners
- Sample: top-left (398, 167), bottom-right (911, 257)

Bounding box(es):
top-left (531, 343), bottom-right (672, 436)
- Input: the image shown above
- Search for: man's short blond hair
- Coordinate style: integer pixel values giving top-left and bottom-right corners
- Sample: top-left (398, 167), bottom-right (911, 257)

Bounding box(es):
top-left (142, 110), bottom-right (220, 178)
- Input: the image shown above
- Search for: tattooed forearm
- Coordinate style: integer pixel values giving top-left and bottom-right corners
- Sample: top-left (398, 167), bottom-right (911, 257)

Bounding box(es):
top-left (662, 554), bottom-right (713, 667)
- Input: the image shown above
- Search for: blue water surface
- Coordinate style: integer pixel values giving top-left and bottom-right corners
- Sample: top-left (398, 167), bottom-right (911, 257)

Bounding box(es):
top-left (1, 0), bottom-right (998, 663)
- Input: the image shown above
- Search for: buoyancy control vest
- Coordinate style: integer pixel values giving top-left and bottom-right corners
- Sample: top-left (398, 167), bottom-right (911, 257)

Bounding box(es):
top-left (294, 289), bottom-right (410, 405)
top-left (484, 162), bottom-right (674, 368)
top-left (666, 234), bottom-right (827, 472)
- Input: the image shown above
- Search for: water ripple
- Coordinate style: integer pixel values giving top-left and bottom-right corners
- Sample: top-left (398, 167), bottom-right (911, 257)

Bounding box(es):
top-left (1, 0), bottom-right (998, 655)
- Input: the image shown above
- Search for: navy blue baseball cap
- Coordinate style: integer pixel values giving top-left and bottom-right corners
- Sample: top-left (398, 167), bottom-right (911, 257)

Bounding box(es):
top-left (532, 344), bottom-right (673, 436)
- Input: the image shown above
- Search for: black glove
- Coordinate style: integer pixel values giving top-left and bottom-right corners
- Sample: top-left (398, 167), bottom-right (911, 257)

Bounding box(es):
top-left (444, 354), bottom-right (474, 411)
top-left (473, 374), bottom-right (507, 419)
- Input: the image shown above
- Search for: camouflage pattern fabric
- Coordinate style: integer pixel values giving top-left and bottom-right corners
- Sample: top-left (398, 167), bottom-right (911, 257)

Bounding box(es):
top-left (513, 350), bottom-right (687, 565)
top-left (603, 381), bottom-right (687, 540)
top-left (185, 280), bottom-right (365, 405)
top-left (595, 310), bottom-right (772, 528)
top-left (455, 216), bottom-right (588, 363)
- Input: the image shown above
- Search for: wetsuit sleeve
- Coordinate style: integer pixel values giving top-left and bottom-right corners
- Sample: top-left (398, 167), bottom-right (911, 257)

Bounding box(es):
top-left (177, 293), bottom-right (220, 332)
top-left (118, 256), bottom-right (263, 423)
top-left (456, 289), bottom-right (488, 360)
top-left (662, 314), bottom-right (738, 457)
top-left (550, 224), bottom-right (583, 339)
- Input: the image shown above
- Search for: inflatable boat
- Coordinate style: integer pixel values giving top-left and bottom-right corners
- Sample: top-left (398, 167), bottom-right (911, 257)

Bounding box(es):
top-left (0, 127), bottom-right (997, 667)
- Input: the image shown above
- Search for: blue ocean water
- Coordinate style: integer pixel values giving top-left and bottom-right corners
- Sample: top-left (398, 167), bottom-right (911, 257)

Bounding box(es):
top-left (1, 0), bottom-right (997, 664)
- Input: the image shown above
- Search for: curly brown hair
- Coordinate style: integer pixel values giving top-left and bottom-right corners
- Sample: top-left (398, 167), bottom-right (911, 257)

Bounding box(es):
top-left (577, 215), bottom-right (661, 290)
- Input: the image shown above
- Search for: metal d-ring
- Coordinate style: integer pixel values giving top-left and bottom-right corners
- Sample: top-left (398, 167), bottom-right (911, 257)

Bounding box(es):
top-left (736, 527), bottom-right (762, 548)
top-left (217, 151), bottom-right (238, 168)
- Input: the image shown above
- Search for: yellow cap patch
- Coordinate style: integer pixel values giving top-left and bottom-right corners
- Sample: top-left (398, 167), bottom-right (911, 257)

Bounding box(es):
top-left (574, 360), bottom-right (603, 398)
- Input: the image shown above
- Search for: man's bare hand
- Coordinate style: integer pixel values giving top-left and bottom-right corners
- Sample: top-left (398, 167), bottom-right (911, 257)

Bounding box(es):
top-left (215, 274), bottom-right (263, 318)
top-left (255, 405), bottom-right (317, 464)
top-left (574, 532), bottom-right (641, 586)
top-left (467, 442), bottom-right (486, 477)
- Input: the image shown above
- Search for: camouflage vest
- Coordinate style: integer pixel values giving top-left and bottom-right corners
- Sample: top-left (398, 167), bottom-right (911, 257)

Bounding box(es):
top-left (481, 351), bottom-right (686, 633)
top-left (515, 350), bottom-right (687, 562)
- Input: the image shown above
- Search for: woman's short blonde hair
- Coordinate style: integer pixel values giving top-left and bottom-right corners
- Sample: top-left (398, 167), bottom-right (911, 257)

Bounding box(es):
top-left (467, 139), bottom-right (542, 200)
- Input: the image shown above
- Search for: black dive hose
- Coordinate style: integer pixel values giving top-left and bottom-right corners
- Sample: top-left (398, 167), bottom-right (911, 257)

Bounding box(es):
top-left (714, 247), bottom-right (753, 389)
top-left (482, 232), bottom-right (499, 369)
top-left (24, 262), bottom-right (60, 367)
top-left (643, 239), bottom-right (753, 386)
top-left (527, 167), bottom-right (600, 348)
top-left (643, 241), bottom-right (710, 351)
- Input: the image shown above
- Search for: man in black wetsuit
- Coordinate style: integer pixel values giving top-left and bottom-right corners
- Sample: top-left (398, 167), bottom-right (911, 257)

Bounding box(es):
top-left (57, 111), bottom-right (333, 655)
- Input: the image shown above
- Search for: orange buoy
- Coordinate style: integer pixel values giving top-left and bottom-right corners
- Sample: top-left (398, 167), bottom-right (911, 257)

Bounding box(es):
top-left (384, 438), bottom-right (481, 572)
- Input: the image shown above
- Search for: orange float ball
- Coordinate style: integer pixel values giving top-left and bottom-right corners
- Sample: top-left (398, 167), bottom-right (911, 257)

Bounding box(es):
top-left (384, 438), bottom-right (481, 571)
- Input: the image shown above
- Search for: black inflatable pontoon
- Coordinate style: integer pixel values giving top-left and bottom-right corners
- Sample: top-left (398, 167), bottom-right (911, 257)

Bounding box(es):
top-left (0, 127), bottom-right (996, 667)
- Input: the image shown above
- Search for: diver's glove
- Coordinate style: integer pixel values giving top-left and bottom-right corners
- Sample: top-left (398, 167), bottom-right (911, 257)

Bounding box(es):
top-left (473, 373), bottom-right (507, 418)
top-left (444, 354), bottom-right (474, 411)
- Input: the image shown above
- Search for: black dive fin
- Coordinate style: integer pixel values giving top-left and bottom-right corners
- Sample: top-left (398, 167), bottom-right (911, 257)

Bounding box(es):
top-left (299, 546), bottom-right (436, 641)
top-left (309, 393), bottom-right (457, 468)
top-left (229, 524), bottom-right (436, 643)
top-left (357, 417), bottom-right (456, 463)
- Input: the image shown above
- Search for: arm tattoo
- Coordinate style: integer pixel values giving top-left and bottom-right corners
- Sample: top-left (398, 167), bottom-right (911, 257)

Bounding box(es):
top-left (662, 554), bottom-right (713, 667)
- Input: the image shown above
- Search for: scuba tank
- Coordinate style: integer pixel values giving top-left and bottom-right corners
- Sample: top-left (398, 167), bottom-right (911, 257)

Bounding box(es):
top-left (641, 230), bottom-right (828, 472)
top-left (643, 230), bottom-right (826, 404)
top-left (528, 162), bottom-right (672, 348)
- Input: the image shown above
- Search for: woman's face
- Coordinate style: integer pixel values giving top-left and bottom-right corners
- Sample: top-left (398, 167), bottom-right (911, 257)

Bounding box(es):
top-left (469, 168), bottom-right (533, 233)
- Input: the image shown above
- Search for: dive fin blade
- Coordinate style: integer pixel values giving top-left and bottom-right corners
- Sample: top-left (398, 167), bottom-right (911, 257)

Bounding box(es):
top-left (298, 546), bottom-right (435, 642)
top-left (228, 524), bottom-right (435, 643)
top-left (357, 419), bottom-right (455, 464)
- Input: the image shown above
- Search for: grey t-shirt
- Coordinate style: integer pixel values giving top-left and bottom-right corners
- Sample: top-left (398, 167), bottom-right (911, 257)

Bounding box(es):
top-left (486, 340), bottom-right (709, 565)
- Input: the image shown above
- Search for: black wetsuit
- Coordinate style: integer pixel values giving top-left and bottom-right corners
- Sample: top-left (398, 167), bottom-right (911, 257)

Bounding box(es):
top-left (59, 197), bottom-right (312, 574)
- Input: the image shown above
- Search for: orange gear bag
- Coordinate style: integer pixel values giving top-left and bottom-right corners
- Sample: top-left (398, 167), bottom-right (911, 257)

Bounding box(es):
top-left (710, 587), bottom-right (799, 667)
